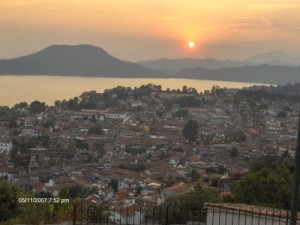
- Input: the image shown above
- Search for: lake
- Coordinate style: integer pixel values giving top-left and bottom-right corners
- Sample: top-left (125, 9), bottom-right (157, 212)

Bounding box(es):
top-left (0, 75), bottom-right (268, 107)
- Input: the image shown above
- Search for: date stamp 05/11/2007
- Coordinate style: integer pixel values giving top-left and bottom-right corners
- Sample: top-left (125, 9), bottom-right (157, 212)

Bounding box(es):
top-left (18, 197), bottom-right (70, 204)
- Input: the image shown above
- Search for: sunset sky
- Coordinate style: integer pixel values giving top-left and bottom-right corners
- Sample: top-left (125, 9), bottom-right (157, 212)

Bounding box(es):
top-left (1, 0), bottom-right (300, 61)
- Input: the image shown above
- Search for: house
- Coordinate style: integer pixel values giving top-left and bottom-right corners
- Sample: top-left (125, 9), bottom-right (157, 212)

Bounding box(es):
top-left (168, 154), bottom-right (181, 165)
top-left (105, 112), bottom-right (128, 121)
top-left (98, 188), bottom-right (114, 202)
top-left (161, 183), bottom-right (190, 197)
top-left (85, 194), bottom-right (102, 205)
top-left (186, 155), bottom-right (205, 167)
top-left (0, 139), bottom-right (13, 155)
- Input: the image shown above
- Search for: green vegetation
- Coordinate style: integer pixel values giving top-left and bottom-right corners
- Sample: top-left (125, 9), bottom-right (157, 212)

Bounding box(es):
top-left (157, 184), bottom-right (220, 223)
top-left (88, 125), bottom-right (103, 135)
top-left (175, 109), bottom-right (189, 118)
top-left (190, 169), bottom-right (201, 182)
top-left (230, 147), bottom-right (239, 157)
top-left (164, 96), bottom-right (199, 110)
top-left (224, 130), bottom-right (246, 143)
top-left (59, 185), bottom-right (98, 199)
top-left (119, 163), bottom-right (147, 172)
top-left (183, 119), bottom-right (199, 143)
top-left (0, 179), bottom-right (19, 222)
top-left (232, 156), bottom-right (293, 209)
top-left (165, 184), bottom-right (220, 209)
top-left (109, 178), bottom-right (119, 192)
top-left (29, 100), bottom-right (47, 113)
top-left (277, 110), bottom-right (287, 118)
top-left (0, 179), bottom-right (103, 224)
top-left (206, 165), bottom-right (228, 175)
top-left (126, 147), bottom-right (146, 155)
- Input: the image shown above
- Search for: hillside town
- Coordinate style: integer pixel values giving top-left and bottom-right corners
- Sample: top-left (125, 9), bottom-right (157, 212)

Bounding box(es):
top-left (0, 83), bottom-right (299, 211)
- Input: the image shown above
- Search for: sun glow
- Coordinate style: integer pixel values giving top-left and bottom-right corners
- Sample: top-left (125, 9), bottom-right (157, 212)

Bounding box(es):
top-left (188, 41), bottom-right (195, 48)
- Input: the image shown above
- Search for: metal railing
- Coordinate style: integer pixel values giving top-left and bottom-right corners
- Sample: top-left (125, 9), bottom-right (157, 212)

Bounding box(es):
top-left (72, 203), bottom-right (297, 225)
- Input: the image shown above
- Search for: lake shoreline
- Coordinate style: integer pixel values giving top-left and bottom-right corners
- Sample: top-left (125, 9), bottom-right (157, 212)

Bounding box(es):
top-left (0, 75), bottom-right (271, 107)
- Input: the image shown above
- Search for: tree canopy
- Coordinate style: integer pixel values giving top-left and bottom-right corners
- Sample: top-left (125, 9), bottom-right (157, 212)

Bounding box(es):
top-left (232, 157), bottom-right (293, 209)
top-left (0, 179), bottom-right (20, 222)
top-left (183, 120), bottom-right (199, 143)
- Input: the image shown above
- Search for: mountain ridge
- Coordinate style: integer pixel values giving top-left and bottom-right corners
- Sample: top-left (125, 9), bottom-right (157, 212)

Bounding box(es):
top-left (1, 44), bottom-right (300, 85)
top-left (0, 44), bottom-right (162, 77)
top-left (175, 64), bottom-right (300, 84)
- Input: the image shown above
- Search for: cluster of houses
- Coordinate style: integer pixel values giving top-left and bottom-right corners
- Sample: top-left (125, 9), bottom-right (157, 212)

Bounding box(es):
top-left (0, 87), bottom-right (298, 218)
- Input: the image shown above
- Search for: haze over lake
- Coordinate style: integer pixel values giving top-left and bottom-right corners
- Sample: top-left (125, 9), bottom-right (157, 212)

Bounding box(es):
top-left (0, 75), bottom-right (268, 107)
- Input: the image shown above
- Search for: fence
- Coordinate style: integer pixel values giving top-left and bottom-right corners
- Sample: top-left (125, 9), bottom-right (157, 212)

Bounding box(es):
top-left (72, 202), bottom-right (298, 225)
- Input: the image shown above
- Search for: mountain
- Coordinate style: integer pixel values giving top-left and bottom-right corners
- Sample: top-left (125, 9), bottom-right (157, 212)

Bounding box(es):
top-left (137, 52), bottom-right (300, 73)
top-left (0, 45), bottom-right (162, 77)
top-left (1, 45), bottom-right (300, 84)
top-left (246, 52), bottom-right (300, 66)
top-left (175, 64), bottom-right (300, 85)
top-left (137, 58), bottom-right (257, 72)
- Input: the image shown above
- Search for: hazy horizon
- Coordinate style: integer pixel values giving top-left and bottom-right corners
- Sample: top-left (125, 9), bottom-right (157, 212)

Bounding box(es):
top-left (1, 1), bottom-right (300, 61)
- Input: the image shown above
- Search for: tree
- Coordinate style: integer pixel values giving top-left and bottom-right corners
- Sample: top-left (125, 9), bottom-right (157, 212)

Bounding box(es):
top-left (175, 109), bottom-right (188, 118)
top-left (183, 120), bottom-right (199, 143)
top-left (109, 179), bottom-right (119, 192)
top-left (230, 147), bottom-right (239, 157)
top-left (67, 97), bottom-right (81, 111)
top-left (225, 130), bottom-right (246, 143)
top-left (158, 184), bottom-right (220, 223)
top-left (29, 101), bottom-right (46, 113)
top-left (232, 157), bottom-right (293, 209)
top-left (0, 179), bottom-right (20, 222)
top-left (277, 110), bottom-right (287, 118)
top-left (190, 169), bottom-right (200, 182)
top-left (13, 102), bottom-right (28, 109)
top-left (88, 125), bottom-right (103, 135)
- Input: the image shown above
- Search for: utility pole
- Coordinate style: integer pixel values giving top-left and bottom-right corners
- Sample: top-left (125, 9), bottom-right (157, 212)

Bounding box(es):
top-left (290, 111), bottom-right (300, 225)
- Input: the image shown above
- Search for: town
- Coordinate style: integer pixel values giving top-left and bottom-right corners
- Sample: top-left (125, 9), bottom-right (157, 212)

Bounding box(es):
top-left (0, 83), bottom-right (299, 213)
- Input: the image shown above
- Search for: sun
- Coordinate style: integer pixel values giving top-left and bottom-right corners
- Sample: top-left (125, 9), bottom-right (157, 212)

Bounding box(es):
top-left (188, 41), bottom-right (195, 48)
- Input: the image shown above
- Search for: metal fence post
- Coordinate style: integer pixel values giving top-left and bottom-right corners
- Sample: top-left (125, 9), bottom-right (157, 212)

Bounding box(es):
top-left (73, 202), bottom-right (77, 225)
top-left (290, 111), bottom-right (300, 225)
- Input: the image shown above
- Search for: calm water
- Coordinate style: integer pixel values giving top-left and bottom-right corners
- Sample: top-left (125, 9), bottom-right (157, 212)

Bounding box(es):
top-left (0, 75), bottom-right (267, 107)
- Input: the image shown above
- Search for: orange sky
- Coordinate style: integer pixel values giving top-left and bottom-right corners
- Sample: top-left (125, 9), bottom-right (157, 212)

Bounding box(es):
top-left (0, 0), bottom-right (300, 60)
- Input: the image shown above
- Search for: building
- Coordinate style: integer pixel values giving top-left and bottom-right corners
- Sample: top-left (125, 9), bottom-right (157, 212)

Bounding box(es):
top-left (0, 139), bottom-right (13, 155)
top-left (205, 203), bottom-right (291, 225)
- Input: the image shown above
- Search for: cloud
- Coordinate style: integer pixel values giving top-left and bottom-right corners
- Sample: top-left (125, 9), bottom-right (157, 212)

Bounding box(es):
top-left (227, 17), bottom-right (300, 33)
top-left (269, 18), bottom-right (300, 32)
top-left (227, 17), bottom-right (269, 31)
top-left (158, 16), bottom-right (174, 21)
top-left (196, 26), bottom-right (217, 31)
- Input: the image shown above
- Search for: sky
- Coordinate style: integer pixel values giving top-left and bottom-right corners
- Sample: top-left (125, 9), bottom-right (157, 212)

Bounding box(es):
top-left (1, 0), bottom-right (300, 61)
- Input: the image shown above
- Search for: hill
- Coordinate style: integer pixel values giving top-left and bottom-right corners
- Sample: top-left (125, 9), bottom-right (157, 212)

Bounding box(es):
top-left (0, 44), bottom-right (162, 77)
top-left (137, 58), bottom-right (257, 72)
top-left (175, 64), bottom-right (300, 84)
top-left (246, 52), bottom-right (300, 66)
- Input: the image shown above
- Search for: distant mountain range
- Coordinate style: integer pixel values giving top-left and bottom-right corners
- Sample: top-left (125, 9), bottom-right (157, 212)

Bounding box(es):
top-left (175, 65), bottom-right (300, 84)
top-left (137, 52), bottom-right (300, 72)
top-left (137, 58), bottom-right (257, 73)
top-left (0, 44), bottom-right (300, 84)
top-left (246, 52), bottom-right (300, 66)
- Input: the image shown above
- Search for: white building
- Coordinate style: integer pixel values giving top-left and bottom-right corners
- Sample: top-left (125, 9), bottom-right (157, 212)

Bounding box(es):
top-left (0, 139), bottom-right (13, 155)
top-left (205, 203), bottom-right (290, 225)
top-left (105, 113), bottom-right (128, 121)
